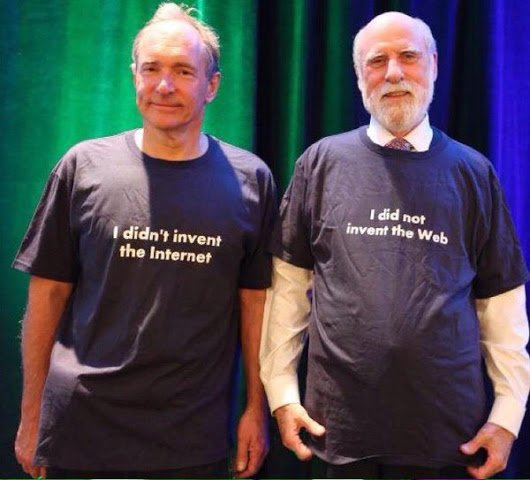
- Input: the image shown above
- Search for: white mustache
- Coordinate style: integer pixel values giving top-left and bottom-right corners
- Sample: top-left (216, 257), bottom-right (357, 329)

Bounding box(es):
top-left (378, 82), bottom-right (415, 97)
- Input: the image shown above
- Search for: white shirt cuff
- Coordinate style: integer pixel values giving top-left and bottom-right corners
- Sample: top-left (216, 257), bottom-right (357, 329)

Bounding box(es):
top-left (263, 374), bottom-right (301, 414)
top-left (488, 394), bottom-right (527, 437)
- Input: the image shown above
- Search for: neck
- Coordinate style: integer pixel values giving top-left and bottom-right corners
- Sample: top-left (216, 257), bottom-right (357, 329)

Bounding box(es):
top-left (137, 126), bottom-right (208, 161)
top-left (382, 115), bottom-right (426, 138)
top-left (387, 122), bottom-right (420, 138)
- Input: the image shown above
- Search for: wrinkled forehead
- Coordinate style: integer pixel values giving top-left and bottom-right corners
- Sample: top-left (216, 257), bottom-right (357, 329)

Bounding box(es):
top-left (136, 20), bottom-right (205, 62)
top-left (358, 18), bottom-right (428, 60)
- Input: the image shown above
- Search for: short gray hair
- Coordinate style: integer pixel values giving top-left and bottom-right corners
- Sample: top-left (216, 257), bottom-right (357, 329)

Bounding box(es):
top-left (352, 13), bottom-right (437, 78)
top-left (132, 2), bottom-right (220, 78)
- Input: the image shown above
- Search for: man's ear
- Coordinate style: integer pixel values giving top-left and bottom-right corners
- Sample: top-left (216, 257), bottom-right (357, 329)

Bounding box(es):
top-left (130, 63), bottom-right (137, 84)
top-left (357, 75), bottom-right (365, 95)
top-left (431, 53), bottom-right (438, 82)
top-left (205, 71), bottom-right (221, 104)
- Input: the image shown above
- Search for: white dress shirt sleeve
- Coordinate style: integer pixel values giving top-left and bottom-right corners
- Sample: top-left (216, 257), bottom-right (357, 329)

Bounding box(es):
top-left (259, 257), bottom-right (313, 414)
top-left (476, 285), bottom-right (530, 436)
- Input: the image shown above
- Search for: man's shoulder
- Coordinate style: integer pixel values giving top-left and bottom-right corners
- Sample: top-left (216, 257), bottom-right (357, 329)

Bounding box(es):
top-left (295, 128), bottom-right (365, 170)
top-left (52, 130), bottom-right (135, 177)
top-left (309, 128), bottom-right (363, 152)
top-left (69, 130), bottom-right (134, 155)
top-left (435, 129), bottom-right (493, 173)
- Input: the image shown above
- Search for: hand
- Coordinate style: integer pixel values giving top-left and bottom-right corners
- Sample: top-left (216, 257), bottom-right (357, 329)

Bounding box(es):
top-left (15, 418), bottom-right (46, 479)
top-left (233, 406), bottom-right (269, 478)
top-left (274, 403), bottom-right (325, 461)
top-left (460, 421), bottom-right (515, 479)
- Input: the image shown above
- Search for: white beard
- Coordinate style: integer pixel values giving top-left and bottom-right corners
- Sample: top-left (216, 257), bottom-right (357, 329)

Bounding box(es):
top-left (360, 74), bottom-right (434, 135)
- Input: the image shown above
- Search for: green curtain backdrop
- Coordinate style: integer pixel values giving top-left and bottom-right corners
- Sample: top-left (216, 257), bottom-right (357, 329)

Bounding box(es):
top-left (2, 0), bottom-right (530, 477)
top-left (1, 0), bottom-right (257, 475)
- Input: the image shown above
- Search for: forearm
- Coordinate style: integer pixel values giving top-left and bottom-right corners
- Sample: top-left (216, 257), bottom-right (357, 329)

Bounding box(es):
top-left (259, 257), bottom-right (312, 413)
top-left (476, 284), bottom-right (530, 436)
top-left (20, 276), bottom-right (74, 421)
top-left (239, 288), bottom-right (268, 410)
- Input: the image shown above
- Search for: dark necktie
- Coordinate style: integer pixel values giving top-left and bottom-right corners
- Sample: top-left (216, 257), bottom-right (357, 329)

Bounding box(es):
top-left (385, 137), bottom-right (415, 151)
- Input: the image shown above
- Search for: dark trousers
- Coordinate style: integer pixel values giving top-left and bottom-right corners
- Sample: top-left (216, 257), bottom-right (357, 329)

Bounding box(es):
top-left (326, 458), bottom-right (472, 479)
top-left (46, 457), bottom-right (230, 479)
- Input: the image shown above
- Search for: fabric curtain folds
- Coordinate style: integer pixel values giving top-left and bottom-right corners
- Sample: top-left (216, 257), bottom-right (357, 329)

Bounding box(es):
top-left (2, 0), bottom-right (529, 477)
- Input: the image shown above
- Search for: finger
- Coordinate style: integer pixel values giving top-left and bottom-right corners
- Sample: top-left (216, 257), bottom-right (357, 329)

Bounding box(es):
top-left (460, 434), bottom-right (484, 456)
top-left (27, 464), bottom-right (41, 479)
top-left (468, 447), bottom-right (509, 480)
top-left (234, 442), bottom-right (249, 475)
top-left (236, 464), bottom-right (251, 478)
top-left (39, 465), bottom-right (47, 479)
top-left (279, 426), bottom-right (310, 460)
top-left (21, 460), bottom-right (33, 477)
top-left (289, 435), bottom-right (314, 461)
top-left (300, 414), bottom-right (326, 437)
top-left (280, 422), bottom-right (316, 460)
top-left (236, 448), bottom-right (264, 478)
top-left (250, 444), bottom-right (269, 475)
top-left (467, 464), bottom-right (481, 479)
top-left (16, 448), bottom-right (39, 478)
top-left (467, 458), bottom-right (500, 480)
top-left (294, 443), bottom-right (313, 460)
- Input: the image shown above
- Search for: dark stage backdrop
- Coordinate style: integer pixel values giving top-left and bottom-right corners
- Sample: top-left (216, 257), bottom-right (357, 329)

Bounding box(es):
top-left (1, 0), bottom-right (529, 477)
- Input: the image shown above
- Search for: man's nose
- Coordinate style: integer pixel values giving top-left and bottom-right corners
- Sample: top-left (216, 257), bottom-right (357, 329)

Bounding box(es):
top-left (157, 75), bottom-right (175, 94)
top-left (385, 59), bottom-right (404, 83)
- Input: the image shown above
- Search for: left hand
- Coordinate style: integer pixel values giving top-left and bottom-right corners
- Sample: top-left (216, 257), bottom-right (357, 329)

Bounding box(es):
top-left (460, 421), bottom-right (515, 479)
top-left (233, 406), bottom-right (269, 478)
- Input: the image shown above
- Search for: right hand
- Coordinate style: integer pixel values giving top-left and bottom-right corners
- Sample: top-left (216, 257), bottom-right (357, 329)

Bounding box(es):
top-left (273, 403), bottom-right (325, 460)
top-left (15, 418), bottom-right (46, 478)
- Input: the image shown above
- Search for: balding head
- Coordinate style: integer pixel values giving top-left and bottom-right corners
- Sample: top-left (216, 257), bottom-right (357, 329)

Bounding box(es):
top-left (353, 12), bottom-right (436, 79)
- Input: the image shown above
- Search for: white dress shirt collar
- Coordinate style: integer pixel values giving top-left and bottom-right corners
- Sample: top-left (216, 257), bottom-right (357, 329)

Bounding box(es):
top-left (367, 114), bottom-right (433, 152)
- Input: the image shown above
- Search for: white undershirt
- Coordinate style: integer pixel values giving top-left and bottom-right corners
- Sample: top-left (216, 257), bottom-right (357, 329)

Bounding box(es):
top-left (260, 117), bottom-right (530, 436)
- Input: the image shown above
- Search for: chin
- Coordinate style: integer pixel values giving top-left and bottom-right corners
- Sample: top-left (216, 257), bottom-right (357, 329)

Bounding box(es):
top-left (145, 116), bottom-right (186, 130)
top-left (375, 102), bottom-right (426, 133)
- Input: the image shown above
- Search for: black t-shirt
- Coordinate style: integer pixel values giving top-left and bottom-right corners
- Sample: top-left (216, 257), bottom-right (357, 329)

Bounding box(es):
top-left (14, 130), bottom-right (277, 470)
top-left (271, 126), bottom-right (529, 467)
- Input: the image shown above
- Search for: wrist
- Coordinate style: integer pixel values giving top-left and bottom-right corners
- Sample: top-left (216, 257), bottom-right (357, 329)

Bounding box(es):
top-left (244, 396), bottom-right (268, 414)
top-left (273, 402), bottom-right (301, 417)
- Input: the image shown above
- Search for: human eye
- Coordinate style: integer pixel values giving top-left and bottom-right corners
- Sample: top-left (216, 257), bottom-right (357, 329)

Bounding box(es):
top-left (401, 51), bottom-right (420, 63)
top-left (367, 55), bottom-right (387, 68)
top-left (176, 66), bottom-right (195, 77)
top-left (141, 63), bottom-right (158, 74)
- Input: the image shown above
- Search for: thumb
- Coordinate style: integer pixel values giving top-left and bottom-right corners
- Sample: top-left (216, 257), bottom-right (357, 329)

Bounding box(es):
top-left (234, 447), bottom-right (248, 472)
top-left (300, 412), bottom-right (326, 437)
top-left (234, 441), bottom-right (249, 473)
top-left (460, 432), bottom-right (483, 456)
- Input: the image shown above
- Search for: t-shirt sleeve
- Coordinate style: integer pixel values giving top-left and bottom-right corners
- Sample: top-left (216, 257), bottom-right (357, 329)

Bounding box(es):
top-left (238, 168), bottom-right (278, 289)
top-left (270, 155), bottom-right (314, 269)
top-left (473, 168), bottom-right (529, 298)
top-left (12, 164), bottom-right (79, 282)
